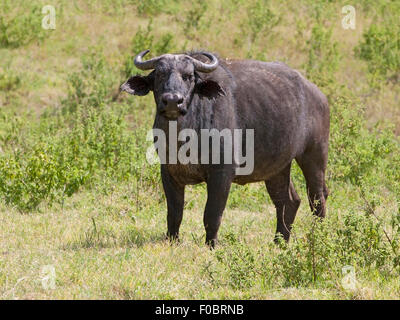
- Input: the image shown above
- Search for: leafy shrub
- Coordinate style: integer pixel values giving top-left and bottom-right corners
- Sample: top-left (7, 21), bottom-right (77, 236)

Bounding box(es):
top-left (137, 0), bottom-right (168, 16)
top-left (305, 24), bottom-right (340, 88)
top-left (0, 45), bottom-right (160, 211)
top-left (0, 2), bottom-right (47, 48)
top-left (182, 2), bottom-right (209, 40)
top-left (328, 97), bottom-right (399, 189)
top-left (269, 211), bottom-right (396, 288)
top-left (227, 183), bottom-right (268, 211)
top-left (65, 50), bottom-right (118, 111)
top-left (123, 21), bottom-right (176, 78)
top-left (215, 233), bottom-right (257, 289)
top-left (213, 210), bottom-right (399, 290)
top-left (304, 0), bottom-right (337, 23)
top-left (0, 104), bottom-right (130, 211)
top-left (0, 68), bottom-right (21, 91)
top-left (355, 24), bottom-right (400, 86)
top-left (0, 144), bottom-right (59, 211)
top-left (246, 0), bottom-right (280, 42)
top-left (0, 100), bottom-right (162, 212)
top-left (235, 0), bottom-right (280, 58)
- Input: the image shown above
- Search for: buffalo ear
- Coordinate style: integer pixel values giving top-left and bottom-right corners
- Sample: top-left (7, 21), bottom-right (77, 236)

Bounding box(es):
top-left (195, 79), bottom-right (226, 99)
top-left (120, 74), bottom-right (153, 96)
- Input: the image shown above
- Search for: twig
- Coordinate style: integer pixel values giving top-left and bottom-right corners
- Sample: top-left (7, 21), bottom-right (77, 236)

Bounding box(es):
top-left (358, 187), bottom-right (396, 254)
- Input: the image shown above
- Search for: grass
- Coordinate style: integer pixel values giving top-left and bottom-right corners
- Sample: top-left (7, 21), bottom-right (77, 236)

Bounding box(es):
top-left (0, 0), bottom-right (400, 299)
top-left (1, 185), bottom-right (399, 299)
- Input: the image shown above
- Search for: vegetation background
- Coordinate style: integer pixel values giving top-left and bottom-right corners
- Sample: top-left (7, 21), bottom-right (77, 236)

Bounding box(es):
top-left (0, 0), bottom-right (399, 299)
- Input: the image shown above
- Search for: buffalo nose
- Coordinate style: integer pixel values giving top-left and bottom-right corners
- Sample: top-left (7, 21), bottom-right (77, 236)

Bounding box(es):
top-left (161, 93), bottom-right (184, 106)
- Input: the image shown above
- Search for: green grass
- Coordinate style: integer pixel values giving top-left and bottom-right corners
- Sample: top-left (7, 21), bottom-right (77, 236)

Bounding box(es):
top-left (1, 185), bottom-right (399, 299)
top-left (0, 0), bottom-right (400, 299)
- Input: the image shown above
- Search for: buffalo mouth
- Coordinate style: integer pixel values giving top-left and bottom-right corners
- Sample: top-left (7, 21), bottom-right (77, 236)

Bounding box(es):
top-left (159, 106), bottom-right (187, 119)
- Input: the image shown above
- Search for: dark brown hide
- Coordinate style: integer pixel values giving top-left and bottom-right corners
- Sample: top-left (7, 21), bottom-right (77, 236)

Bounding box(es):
top-left (121, 51), bottom-right (329, 247)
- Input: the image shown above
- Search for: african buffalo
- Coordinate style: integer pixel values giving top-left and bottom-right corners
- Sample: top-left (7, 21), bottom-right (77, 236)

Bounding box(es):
top-left (121, 50), bottom-right (329, 247)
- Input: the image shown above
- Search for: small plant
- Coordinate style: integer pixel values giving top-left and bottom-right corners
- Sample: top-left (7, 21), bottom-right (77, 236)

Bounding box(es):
top-left (304, 24), bottom-right (340, 88)
top-left (0, 68), bottom-right (21, 91)
top-left (137, 0), bottom-right (167, 17)
top-left (246, 0), bottom-right (280, 42)
top-left (0, 101), bottom-right (152, 211)
top-left (355, 23), bottom-right (400, 86)
top-left (122, 21), bottom-right (176, 78)
top-left (0, 2), bottom-right (46, 48)
top-left (215, 233), bottom-right (257, 289)
top-left (213, 209), bottom-right (400, 290)
top-left (182, 2), bottom-right (208, 40)
top-left (237, 0), bottom-right (280, 58)
top-left (64, 50), bottom-right (117, 111)
top-left (328, 97), bottom-right (398, 188)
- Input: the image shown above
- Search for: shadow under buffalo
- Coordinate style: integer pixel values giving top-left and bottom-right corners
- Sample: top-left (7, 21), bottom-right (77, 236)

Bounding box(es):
top-left (61, 227), bottom-right (168, 250)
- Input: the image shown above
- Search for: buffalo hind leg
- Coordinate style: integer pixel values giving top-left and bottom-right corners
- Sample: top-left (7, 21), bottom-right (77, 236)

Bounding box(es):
top-left (265, 164), bottom-right (301, 242)
top-left (296, 145), bottom-right (328, 218)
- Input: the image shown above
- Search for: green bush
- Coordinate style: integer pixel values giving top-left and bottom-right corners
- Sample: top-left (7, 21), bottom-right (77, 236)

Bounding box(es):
top-left (0, 2), bottom-right (47, 48)
top-left (215, 233), bottom-right (257, 289)
top-left (0, 68), bottom-right (21, 91)
top-left (65, 50), bottom-right (118, 111)
top-left (328, 97), bottom-right (399, 191)
top-left (355, 24), bottom-right (400, 86)
top-left (236, 0), bottom-right (280, 58)
top-left (0, 102), bottom-right (161, 211)
top-left (137, 0), bottom-right (168, 16)
top-left (182, 2), bottom-right (209, 40)
top-left (305, 24), bottom-right (340, 89)
top-left (213, 210), bottom-right (399, 290)
top-left (246, 0), bottom-right (280, 42)
top-left (123, 21), bottom-right (176, 78)
top-left (0, 44), bottom-right (166, 211)
top-left (269, 212), bottom-right (396, 288)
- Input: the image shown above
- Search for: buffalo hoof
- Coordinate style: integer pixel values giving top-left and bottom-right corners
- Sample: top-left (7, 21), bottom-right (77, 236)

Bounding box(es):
top-left (166, 233), bottom-right (180, 244)
top-left (205, 238), bottom-right (217, 249)
top-left (273, 233), bottom-right (289, 245)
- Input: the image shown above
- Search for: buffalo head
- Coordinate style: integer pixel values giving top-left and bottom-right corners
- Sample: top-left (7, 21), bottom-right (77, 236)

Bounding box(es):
top-left (121, 50), bottom-right (225, 119)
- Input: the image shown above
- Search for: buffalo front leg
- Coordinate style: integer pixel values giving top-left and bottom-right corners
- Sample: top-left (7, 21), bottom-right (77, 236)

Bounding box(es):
top-left (204, 169), bottom-right (233, 248)
top-left (161, 165), bottom-right (185, 241)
